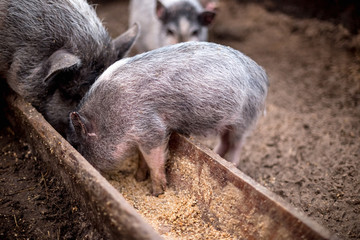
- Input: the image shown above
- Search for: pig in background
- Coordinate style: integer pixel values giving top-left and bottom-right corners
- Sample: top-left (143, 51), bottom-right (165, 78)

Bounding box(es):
top-left (129, 0), bottom-right (216, 53)
top-left (0, 0), bottom-right (138, 136)
top-left (68, 42), bottom-right (269, 196)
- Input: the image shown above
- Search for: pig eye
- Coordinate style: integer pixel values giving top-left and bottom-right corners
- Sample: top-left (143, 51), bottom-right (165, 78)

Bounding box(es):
top-left (191, 30), bottom-right (199, 36)
top-left (166, 29), bottom-right (174, 36)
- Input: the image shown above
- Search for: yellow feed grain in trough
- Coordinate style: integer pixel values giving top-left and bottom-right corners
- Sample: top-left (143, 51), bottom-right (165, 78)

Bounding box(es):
top-left (108, 155), bottom-right (235, 240)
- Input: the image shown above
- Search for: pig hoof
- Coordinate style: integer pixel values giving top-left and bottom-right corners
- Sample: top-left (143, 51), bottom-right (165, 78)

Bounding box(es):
top-left (151, 183), bottom-right (166, 197)
top-left (151, 189), bottom-right (164, 197)
top-left (152, 191), bottom-right (164, 197)
top-left (151, 187), bottom-right (164, 197)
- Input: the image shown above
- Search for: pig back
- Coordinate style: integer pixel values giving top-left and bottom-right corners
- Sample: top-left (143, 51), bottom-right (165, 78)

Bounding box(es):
top-left (83, 42), bottom-right (268, 137)
top-left (0, 0), bottom-right (111, 75)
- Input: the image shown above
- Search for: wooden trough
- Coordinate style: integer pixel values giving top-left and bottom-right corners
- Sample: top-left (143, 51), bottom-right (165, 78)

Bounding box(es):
top-left (4, 90), bottom-right (337, 240)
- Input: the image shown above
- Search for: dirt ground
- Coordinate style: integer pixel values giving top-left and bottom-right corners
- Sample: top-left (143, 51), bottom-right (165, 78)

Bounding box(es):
top-left (1, 0), bottom-right (359, 239)
top-left (0, 123), bottom-right (105, 239)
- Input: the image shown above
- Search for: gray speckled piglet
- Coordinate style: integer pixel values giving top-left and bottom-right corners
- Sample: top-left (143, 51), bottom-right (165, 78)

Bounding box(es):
top-left (68, 42), bottom-right (268, 196)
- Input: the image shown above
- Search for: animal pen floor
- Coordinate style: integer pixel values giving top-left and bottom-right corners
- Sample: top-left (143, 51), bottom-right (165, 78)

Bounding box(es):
top-left (1, 0), bottom-right (359, 239)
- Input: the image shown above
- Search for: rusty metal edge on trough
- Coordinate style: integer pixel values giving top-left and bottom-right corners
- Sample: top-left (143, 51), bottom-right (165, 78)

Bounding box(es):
top-left (5, 91), bottom-right (163, 240)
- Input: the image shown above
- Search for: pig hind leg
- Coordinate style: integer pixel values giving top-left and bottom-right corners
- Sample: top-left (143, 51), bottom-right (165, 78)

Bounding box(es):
top-left (138, 143), bottom-right (168, 196)
top-left (214, 126), bottom-right (246, 166)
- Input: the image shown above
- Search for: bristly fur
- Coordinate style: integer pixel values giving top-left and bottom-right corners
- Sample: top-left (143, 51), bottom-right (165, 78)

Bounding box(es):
top-left (0, 0), bottom-right (137, 136)
top-left (69, 41), bottom-right (269, 172)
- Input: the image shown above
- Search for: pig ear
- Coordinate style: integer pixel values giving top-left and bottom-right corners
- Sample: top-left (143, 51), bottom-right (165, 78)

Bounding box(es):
top-left (204, 1), bottom-right (219, 12)
top-left (156, 0), bottom-right (168, 21)
top-left (198, 11), bottom-right (216, 26)
top-left (44, 49), bottom-right (81, 83)
top-left (112, 23), bottom-right (139, 60)
top-left (69, 112), bottom-right (97, 139)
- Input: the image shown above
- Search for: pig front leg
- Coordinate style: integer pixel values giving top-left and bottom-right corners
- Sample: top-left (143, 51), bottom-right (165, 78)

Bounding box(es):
top-left (138, 144), bottom-right (167, 196)
top-left (135, 152), bottom-right (149, 182)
